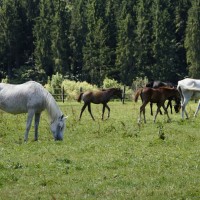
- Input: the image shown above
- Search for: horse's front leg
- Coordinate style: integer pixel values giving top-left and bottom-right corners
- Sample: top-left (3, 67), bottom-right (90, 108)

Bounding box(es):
top-left (166, 99), bottom-right (172, 114)
top-left (150, 102), bottom-right (153, 116)
top-left (154, 105), bottom-right (161, 123)
top-left (79, 103), bottom-right (87, 120)
top-left (181, 98), bottom-right (189, 119)
top-left (34, 113), bottom-right (41, 141)
top-left (24, 110), bottom-right (35, 142)
top-left (162, 104), bottom-right (170, 121)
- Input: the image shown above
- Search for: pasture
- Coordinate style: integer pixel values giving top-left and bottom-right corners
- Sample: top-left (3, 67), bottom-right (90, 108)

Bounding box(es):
top-left (0, 100), bottom-right (200, 199)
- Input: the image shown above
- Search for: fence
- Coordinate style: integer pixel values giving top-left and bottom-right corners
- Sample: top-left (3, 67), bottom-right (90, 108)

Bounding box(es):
top-left (51, 86), bottom-right (127, 103)
top-left (51, 87), bottom-right (65, 103)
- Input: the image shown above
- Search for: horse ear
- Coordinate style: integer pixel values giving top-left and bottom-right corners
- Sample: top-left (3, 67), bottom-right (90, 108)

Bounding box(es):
top-left (64, 116), bottom-right (68, 120)
top-left (59, 115), bottom-right (68, 121)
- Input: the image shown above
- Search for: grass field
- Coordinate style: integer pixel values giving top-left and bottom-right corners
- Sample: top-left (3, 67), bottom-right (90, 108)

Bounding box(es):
top-left (0, 100), bottom-right (200, 199)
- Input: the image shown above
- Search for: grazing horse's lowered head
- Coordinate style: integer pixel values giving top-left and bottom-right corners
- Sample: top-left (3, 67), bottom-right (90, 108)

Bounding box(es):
top-left (50, 115), bottom-right (67, 141)
top-left (0, 81), bottom-right (67, 141)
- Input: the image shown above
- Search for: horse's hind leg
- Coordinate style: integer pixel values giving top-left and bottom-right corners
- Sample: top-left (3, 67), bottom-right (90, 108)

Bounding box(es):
top-left (139, 102), bottom-right (148, 123)
top-left (34, 113), bottom-right (41, 141)
top-left (194, 100), bottom-right (200, 117)
top-left (88, 103), bottom-right (95, 120)
top-left (24, 110), bottom-right (35, 141)
top-left (79, 103), bottom-right (87, 120)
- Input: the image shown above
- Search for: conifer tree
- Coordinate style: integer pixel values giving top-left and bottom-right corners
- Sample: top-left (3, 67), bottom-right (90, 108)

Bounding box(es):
top-left (185, 0), bottom-right (200, 78)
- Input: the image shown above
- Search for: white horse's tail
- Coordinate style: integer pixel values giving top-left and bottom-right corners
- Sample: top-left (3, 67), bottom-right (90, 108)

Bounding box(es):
top-left (177, 85), bottom-right (184, 102)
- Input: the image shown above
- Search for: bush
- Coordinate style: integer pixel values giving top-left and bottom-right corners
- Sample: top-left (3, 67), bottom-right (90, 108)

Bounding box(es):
top-left (102, 77), bottom-right (122, 88)
top-left (61, 80), bottom-right (97, 100)
top-left (132, 77), bottom-right (148, 91)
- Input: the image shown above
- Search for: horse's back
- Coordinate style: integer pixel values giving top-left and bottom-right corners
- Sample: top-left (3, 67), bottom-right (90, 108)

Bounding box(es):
top-left (178, 78), bottom-right (200, 90)
top-left (0, 81), bottom-right (47, 114)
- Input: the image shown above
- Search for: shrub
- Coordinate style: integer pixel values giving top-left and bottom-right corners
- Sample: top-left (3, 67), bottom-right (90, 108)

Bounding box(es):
top-left (132, 76), bottom-right (148, 91)
top-left (61, 80), bottom-right (97, 100)
top-left (102, 77), bottom-right (122, 88)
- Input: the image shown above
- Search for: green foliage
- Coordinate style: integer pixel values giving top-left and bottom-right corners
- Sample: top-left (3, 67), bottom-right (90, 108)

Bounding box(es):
top-left (102, 77), bottom-right (122, 88)
top-left (12, 65), bottom-right (47, 84)
top-left (132, 76), bottom-right (148, 90)
top-left (1, 76), bottom-right (9, 83)
top-left (61, 79), bottom-right (97, 100)
top-left (185, 0), bottom-right (200, 78)
top-left (45, 73), bottom-right (63, 100)
top-left (0, 0), bottom-right (195, 85)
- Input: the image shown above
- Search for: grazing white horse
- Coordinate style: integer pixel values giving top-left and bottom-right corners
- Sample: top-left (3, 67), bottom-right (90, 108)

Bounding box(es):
top-left (0, 81), bottom-right (67, 141)
top-left (177, 78), bottom-right (200, 119)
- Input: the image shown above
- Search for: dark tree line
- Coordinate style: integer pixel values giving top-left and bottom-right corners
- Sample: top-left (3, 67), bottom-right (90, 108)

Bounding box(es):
top-left (0, 0), bottom-right (199, 85)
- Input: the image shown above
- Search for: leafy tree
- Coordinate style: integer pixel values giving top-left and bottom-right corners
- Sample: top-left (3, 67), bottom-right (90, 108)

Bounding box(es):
top-left (151, 0), bottom-right (178, 82)
top-left (185, 0), bottom-right (200, 78)
top-left (174, 0), bottom-right (190, 79)
top-left (0, 0), bottom-right (28, 79)
top-left (83, 0), bottom-right (111, 86)
top-left (33, 0), bottom-right (54, 77)
top-left (69, 0), bottom-right (87, 80)
top-left (51, 0), bottom-right (71, 76)
top-left (115, 0), bottom-right (136, 85)
top-left (135, 0), bottom-right (153, 79)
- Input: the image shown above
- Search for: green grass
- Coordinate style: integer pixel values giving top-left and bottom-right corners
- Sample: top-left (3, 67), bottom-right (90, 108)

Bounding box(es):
top-left (0, 101), bottom-right (200, 199)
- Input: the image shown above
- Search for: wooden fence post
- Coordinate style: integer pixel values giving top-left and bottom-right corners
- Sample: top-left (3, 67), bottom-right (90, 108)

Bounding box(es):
top-left (80, 87), bottom-right (83, 93)
top-left (122, 85), bottom-right (126, 104)
top-left (61, 86), bottom-right (65, 103)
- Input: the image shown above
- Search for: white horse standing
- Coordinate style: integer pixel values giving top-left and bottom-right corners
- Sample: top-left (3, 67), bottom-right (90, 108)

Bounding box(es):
top-left (177, 78), bottom-right (200, 119)
top-left (0, 81), bottom-right (67, 141)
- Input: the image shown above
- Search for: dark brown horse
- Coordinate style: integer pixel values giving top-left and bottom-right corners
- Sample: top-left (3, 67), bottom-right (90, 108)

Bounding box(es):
top-left (77, 88), bottom-right (123, 120)
top-left (134, 87), bottom-right (180, 123)
top-left (146, 81), bottom-right (180, 115)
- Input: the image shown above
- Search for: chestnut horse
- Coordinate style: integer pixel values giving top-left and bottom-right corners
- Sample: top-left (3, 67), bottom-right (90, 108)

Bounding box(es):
top-left (77, 88), bottom-right (122, 120)
top-left (135, 87), bottom-right (180, 123)
top-left (146, 81), bottom-right (180, 115)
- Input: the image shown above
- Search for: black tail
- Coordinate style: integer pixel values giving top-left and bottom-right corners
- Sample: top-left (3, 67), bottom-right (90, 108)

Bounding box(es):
top-left (134, 88), bottom-right (143, 102)
top-left (77, 93), bottom-right (84, 102)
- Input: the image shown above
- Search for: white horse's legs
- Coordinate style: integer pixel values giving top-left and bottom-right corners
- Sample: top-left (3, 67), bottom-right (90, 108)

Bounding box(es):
top-left (194, 100), bottom-right (200, 117)
top-left (24, 110), bottom-right (35, 141)
top-left (34, 113), bottom-right (41, 141)
top-left (181, 98), bottom-right (190, 119)
top-left (180, 92), bottom-right (193, 119)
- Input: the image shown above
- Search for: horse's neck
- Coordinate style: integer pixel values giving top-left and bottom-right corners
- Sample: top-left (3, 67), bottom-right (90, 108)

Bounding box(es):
top-left (166, 89), bottom-right (177, 98)
top-left (46, 93), bottom-right (62, 122)
top-left (105, 89), bottom-right (115, 99)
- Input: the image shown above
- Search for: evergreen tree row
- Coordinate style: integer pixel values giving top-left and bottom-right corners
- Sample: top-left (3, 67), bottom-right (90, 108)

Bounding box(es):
top-left (0, 0), bottom-right (199, 85)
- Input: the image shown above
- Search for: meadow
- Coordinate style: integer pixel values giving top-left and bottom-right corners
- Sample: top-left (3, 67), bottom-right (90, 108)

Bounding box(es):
top-left (0, 100), bottom-right (200, 199)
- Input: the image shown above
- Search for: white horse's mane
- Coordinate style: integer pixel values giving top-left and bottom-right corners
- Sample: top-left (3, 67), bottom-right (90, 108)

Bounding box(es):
top-left (44, 89), bottom-right (63, 123)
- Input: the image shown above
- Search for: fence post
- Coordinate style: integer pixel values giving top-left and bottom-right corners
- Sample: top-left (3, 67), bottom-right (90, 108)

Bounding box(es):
top-left (61, 86), bottom-right (64, 103)
top-left (122, 85), bottom-right (126, 104)
top-left (80, 87), bottom-right (83, 93)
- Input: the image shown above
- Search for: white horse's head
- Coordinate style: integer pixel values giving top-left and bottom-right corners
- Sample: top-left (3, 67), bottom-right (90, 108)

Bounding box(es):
top-left (51, 115), bottom-right (67, 140)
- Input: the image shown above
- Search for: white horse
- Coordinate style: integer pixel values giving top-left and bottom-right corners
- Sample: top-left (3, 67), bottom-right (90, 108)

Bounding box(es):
top-left (177, 78), bottom-right (200, 119)
top-left (0, 81), bottom-right (67, 141)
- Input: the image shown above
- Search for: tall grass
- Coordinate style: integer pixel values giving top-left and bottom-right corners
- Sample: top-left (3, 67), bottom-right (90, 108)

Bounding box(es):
top-left (0, 101), bottom-right (200, 199)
